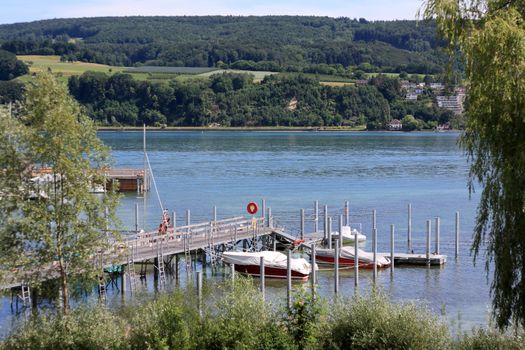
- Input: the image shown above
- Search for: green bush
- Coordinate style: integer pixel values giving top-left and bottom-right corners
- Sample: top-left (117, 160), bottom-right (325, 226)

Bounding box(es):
top-left (128, 290), bottom-right (200, 350)
top-left (457, 328), bottom-right (525, 350)
top-left (1, 307), bottom-right (127, 350)
top-left (197, 277), bottom-right (296, 349)
top-left (321, 292), bottom-right (451, 350)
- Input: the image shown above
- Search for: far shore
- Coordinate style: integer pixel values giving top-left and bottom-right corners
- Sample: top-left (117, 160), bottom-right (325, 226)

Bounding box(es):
top-left (97, 126), bottom-right (366, 132)
top-left (96, 126), bottom-right (460, 132)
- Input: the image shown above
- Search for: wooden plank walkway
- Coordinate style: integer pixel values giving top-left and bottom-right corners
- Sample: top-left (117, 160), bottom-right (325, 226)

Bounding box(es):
top-left (1, 216), bottom-right (274, 289)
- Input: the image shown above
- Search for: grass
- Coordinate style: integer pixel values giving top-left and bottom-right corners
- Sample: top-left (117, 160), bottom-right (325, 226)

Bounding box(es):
top-left (196, 69), bottom-right (277, 82)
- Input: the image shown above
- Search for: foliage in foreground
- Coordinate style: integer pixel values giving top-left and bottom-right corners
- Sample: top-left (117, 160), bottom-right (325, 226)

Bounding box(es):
top-left (5, 277), bottom-right (523, 349)
top-left (423, 0), bottom-right (525, 329)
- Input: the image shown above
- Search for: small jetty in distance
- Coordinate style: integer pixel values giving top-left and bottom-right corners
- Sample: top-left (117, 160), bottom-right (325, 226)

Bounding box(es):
top-left (31, 167), bottom-right (150, 193)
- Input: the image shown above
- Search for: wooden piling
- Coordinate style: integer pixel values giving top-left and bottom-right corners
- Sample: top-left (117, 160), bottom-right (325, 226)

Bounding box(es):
top-left (323, 205), bottom-right (328, 245)
top-left (311, 244), bottom-right (316, 295)
top-left (372, 227), bottom-right (377, 283)
top-left (328, 217), bottom-right (332, 250)
top-left (335, 240), bottom-right (339, 295)
top-left (426, 220), bottom-right (431, 265)
top-left (300, 209), bottom-right (305, 241)
top-left (344, 201), bottom-right (349, 226)
top-left (435, 217), bottom-right (440, 255)
top-left (134, 203), bottom-right (139, 233)
top-left (354, 231), bottom-right (359, 287)
top-left (287, 250), bottom-right (292, 309)
top-left (455, 211), bottom-right (460, 258)
top-left (314, 201), bottom-right (319, 233)
top-left (197, 271), bottom-right (202, 317)
top-left (260, 256), bottom-right (265, 298)
top-left (390, 224), bottom-right (395, 275)
top-left (408, 203), bottom-right (412, 253)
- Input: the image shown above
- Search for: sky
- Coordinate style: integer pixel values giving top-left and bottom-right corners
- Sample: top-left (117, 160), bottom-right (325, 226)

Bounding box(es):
top-left (0, 0), bottom-right (424, 25)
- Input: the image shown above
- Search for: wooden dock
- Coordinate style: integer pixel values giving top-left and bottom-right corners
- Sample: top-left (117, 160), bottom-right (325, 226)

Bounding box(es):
top-left (31, 167), bottom-right (149, 192)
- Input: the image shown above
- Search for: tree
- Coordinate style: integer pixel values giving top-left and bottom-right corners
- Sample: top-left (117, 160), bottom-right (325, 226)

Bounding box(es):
top-left (0, 73), bottom-right (119, 313)
top-left (423, 0), bottom-right (525, 328)
top-left (0, 49), bottom-right (28, 80)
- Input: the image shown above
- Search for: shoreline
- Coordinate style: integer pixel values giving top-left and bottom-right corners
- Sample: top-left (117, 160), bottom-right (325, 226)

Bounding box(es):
top-left (96, 126), bottom-right (460, 133)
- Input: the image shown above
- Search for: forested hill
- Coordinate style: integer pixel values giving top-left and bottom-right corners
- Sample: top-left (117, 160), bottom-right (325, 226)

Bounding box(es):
top-left (0, 16), bottom-right (445, 74)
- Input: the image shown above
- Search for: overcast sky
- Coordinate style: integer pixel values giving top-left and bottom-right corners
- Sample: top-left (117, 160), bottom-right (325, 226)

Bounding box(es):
top-left (0, 0), bottom-right (425, 25)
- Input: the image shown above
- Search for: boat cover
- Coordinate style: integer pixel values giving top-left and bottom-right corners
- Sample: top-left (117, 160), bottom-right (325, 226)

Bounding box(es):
top-left (316, 246), bottom-right (390, 265)
top-left (222, 251), bottom-right (313, 275)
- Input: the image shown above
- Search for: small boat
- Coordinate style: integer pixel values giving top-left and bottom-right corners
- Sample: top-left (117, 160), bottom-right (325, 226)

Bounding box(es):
top-left (331, 225), bottom-right (367, 243)
top-left (315, 246), bottom-right (390, 269)
top-left (222, 251), bottom-right (316, 281)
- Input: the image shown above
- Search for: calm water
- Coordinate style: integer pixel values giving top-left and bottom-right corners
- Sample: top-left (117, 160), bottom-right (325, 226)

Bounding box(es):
top-left (0, 131), bottom-right (490, 336)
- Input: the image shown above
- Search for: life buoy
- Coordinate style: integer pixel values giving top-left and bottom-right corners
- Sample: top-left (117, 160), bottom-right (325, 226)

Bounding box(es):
top-left (292, 239), bottom-right (304, 245)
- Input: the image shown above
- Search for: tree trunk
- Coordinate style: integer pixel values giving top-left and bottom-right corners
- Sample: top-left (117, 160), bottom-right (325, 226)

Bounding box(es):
top-left (59, 262), bottom-right (69, 314)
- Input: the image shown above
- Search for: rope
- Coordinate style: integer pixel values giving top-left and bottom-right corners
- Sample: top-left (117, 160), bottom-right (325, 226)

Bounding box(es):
top-left (145, 152), bottom-right (164, 212)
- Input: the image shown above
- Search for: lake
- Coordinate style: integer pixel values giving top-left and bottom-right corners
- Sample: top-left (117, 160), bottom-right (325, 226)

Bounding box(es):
top-left (0, 131), bottom-right (489, 336)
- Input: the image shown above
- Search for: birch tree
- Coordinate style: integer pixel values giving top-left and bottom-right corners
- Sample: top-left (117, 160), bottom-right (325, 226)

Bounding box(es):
top-left (0, 73), bottom-right (119, 312)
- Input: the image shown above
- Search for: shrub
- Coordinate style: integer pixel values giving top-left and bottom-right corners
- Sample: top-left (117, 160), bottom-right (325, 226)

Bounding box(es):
top-left (1, 306), bottom-right (127, 350)
top-left (457, 328), bottom-right (525, 350)
top-left (321, 292), bottom-right (451, 350)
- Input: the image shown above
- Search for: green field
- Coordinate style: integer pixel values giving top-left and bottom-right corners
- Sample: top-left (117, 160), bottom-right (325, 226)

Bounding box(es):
top-left (15, 55), bottom-right (390, 86)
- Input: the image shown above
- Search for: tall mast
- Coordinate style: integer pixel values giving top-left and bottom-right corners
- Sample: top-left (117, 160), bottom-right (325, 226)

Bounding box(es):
top-left (143, 124), bottom-right (147, 230)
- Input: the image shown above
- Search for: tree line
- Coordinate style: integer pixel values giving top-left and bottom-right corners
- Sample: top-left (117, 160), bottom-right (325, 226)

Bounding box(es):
top-left (65, 71), bottom-right (453, 129)
top-left (0, 16), bottom-right (445, 74)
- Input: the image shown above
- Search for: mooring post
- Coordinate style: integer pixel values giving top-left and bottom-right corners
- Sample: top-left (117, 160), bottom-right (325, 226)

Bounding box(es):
top-left (328, 217), bottom-right (332, 250)
top-left (372, 227), bottom-right (377, 283)
top-left (175, 254), bottom-right (180, 280)
top-left (455, 211), bottom-right (460, 258)
top-left (335, 240), bottom-right (340, 295)
top-left (314, 201), bottom-right (319, 233)
top-left (354, 231), bottom-right (359, 288)
top-left (435, 216), bottom-right (440, 255)
top-left (345, 201), bottom-right (350, 226)
top-left (197, 271), bottom-right (203, 318)
top-left (300, 209), bottom-right (305, 241)
top-left (323, 205), bottom-right (328, 245)
top-left (338, 214), bottom-right (344, 238)
top-left (408, 203), bottom-right (412, 253)
top-left (426, 220), bottom-right (431, 265)
top-left (121, 265), bottom-right (127, 293)
top-left (338, 215), bottom-right (344, 248)
top-left (231, 264), bottom-right (235, 284)
top-left (311, 244), bottom-right (316, 296)
top-left (390, 224), bottom-right (395, 275)
top-left (135, 203), bottom-right (139, 233)
top-left (287, 250), bottom-right (292, 309)
top-left (260, 256), bottom-right (265, 299)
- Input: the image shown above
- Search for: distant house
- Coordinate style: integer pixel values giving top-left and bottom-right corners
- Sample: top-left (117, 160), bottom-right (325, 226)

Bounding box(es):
top-left (406, 93), bottom-right (418, 101)
top-left (436, 95), bottom-right (464, 114)
top-left (388, 119), bottom-right (403, 130)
